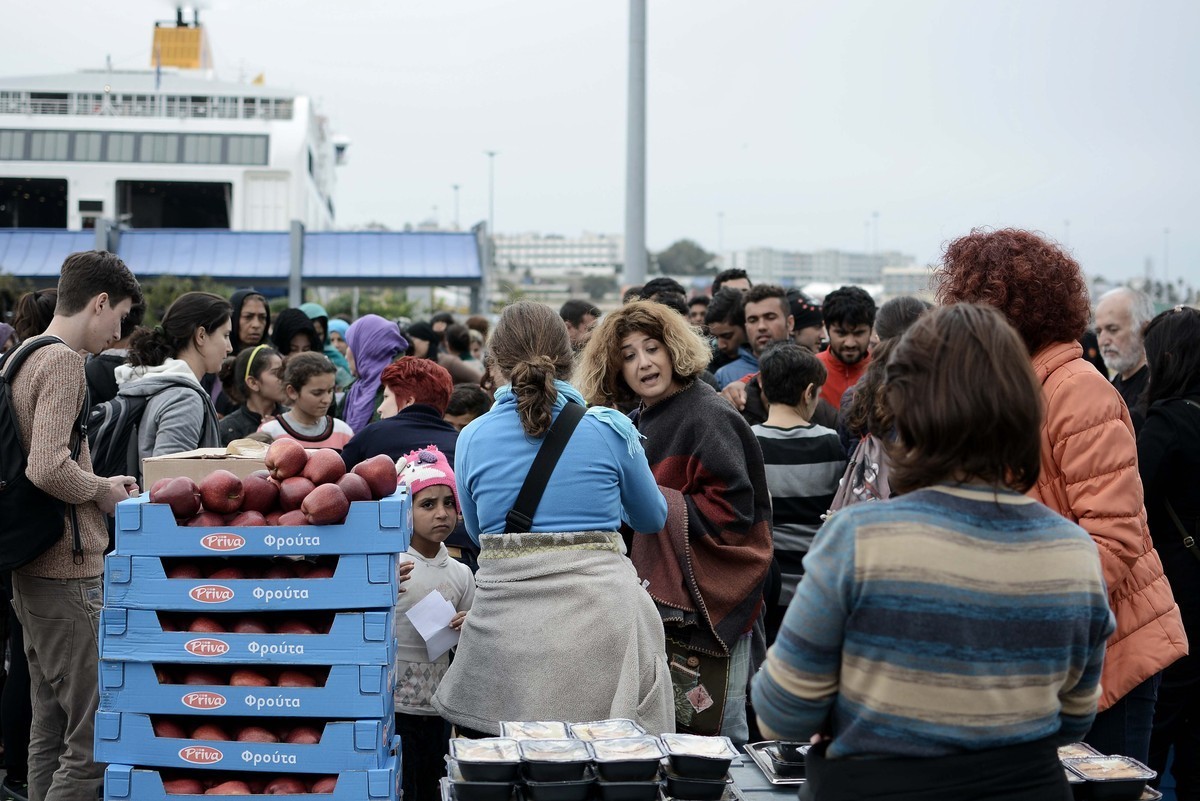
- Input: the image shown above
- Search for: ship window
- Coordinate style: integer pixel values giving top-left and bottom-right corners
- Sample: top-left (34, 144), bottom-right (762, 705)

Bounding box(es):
top-left (139, 133), bottom-right (179, 163)
top-left (0, 177), bottom-right (67, 228)
top-left (29, 131), bottom-right (69, 160)
top-left (227, 135), bottom-right (267, 165)
top-left (183, 134), bottom-right (222, 164)
top-left (74, 132), bottom-right (103, 161)
top-left (0, 130), bottom-right (26, 160)
top-left (106, 133), bottom-right (135, 161)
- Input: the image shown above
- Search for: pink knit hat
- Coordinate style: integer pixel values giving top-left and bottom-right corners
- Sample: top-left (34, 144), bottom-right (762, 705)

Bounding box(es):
top-left (399, 445), bottom-right (459, 511)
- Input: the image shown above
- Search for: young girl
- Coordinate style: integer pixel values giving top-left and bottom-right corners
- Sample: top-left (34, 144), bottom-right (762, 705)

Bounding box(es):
top-left (218, 345), bottom-right (287, 445)
top-left (395, 446), bottom-right (473, 801)
top-left (258, 352), bottom-right (354, 450)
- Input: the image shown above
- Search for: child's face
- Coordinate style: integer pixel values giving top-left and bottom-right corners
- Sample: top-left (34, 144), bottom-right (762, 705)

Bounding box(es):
top-left (287, 372), bottom-right (336, 419)
top-left (411, 485), bottom-right (457, 547)
top-left (248, 354), bottom-right (286, 404)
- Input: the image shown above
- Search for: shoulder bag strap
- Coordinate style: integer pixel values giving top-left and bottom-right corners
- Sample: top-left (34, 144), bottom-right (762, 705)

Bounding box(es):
top-left (1163, 398), bottom-right (1200, 564)
top-left (505, 401), bottom-right (586, 533)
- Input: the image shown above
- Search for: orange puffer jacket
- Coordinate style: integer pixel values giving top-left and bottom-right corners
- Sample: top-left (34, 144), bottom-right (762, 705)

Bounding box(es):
top-left (1031, 341), bottom-right (1187, 710)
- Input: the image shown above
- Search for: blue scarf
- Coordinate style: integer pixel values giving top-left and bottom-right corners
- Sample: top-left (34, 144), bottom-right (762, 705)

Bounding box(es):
top-left (492, 379), bottom-right (645, 456)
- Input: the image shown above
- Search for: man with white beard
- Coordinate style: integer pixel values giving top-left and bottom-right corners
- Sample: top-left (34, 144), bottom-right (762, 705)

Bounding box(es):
top-left (1094, 287), bottom-right (1154, 430)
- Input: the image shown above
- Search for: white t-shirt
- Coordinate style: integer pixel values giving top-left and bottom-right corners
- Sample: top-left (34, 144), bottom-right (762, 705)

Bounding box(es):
top-left (393, 544), bottom-right (476, 715)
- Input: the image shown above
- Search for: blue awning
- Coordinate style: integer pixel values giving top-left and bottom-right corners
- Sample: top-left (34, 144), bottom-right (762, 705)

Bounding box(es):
top-left (0, 229), bottom-right (96, 277)
top-left (302, 231), bottom-right (482, 283)
top-left (117, 230), bottom-right (291, 280)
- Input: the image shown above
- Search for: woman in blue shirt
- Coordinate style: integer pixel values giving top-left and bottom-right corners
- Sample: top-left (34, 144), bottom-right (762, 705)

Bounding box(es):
top-left (432, 301), bottom-right (673, 735)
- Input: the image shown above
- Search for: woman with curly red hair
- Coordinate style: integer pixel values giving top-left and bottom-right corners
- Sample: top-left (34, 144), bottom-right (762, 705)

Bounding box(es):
top-left (937, 228), bottom-right (1186, 764)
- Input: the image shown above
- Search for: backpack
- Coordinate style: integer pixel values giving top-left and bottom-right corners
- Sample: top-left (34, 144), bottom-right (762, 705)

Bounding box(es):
top-left (828, 432), bottom-right (892, 513)
top-left (0, 338), bottom-right (88, 571)
top-left (88, 382), bottom-right (211, 484)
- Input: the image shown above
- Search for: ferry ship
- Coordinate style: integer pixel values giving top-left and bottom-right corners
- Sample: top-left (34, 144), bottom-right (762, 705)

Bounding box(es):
top-left (0, 8), bottom-right (346, 233)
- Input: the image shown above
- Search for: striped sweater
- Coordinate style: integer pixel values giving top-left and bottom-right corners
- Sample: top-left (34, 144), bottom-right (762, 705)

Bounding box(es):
top-left (751, 484), bottom-right (1114, 759)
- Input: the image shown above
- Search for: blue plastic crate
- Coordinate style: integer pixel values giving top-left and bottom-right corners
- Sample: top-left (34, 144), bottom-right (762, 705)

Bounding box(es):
top-left (99, 661), bottom-right (395, 719)
top-left (104, 553), bottom-right (400, 611)
top-left (99, 608), bottom-right (395, 666)
top-left (113, 491), bottom-right (411, 557)
top-left (95, 712), bottom-right (396, 773)
top-left (104, 756), bottom-right (400, 800)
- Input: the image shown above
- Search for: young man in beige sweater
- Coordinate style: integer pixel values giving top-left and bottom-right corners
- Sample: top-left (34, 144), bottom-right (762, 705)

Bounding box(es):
top-left (7, 250), bottom-right (141, 801)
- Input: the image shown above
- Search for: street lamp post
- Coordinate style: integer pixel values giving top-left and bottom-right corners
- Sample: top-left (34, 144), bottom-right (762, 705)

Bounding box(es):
top-left (624, 0), bottom-right (648, 285)
top-left (484, 151), bottom-right (497, 237)
top-left (452, 183), bottom-right (461, 230)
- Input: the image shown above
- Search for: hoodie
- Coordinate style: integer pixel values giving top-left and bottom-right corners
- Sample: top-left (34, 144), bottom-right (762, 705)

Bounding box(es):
top-left (271, 309), bottom-right (323, 355)
top-left (230, 289), bottom-right (271, 352)
top-left (299, 302), bottom-right (353, 386)
top-left (115, 358), bottom-right (221, 464)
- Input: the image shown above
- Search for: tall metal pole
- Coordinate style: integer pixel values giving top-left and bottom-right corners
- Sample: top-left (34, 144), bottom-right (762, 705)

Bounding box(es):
top-left (624, 0), bottom-right (648, 284)
top-left (484, 151), bottom-right (497, 236)
top-left (452, 184), bottom-right (461, 230)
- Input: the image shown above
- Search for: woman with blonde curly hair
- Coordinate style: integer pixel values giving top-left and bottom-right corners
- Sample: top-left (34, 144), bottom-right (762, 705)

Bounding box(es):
top-left (580, 301), bottom-right (773, 744)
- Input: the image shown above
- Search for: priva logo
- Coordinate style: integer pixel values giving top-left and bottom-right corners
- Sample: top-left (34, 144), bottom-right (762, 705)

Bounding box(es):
top-left (189, 585), bottom-right (234, 604)
top-left (184, 638), bottom-right (229, 657)
top-left (200, 533), bottom-right (246, 552)
top-left (182, 691), bottom-right (227, 710)
top-left (179, 745), bottom-right (222, 765)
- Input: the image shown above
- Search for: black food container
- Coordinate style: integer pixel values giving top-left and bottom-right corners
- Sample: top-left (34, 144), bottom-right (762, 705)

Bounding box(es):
top-left (591, 737), bottom-right (667, 782)
top-left (569, 719), bottom-right (648, 741)
top-left (595, 778), bottom-right (662, 801)
top-left (1057, 742), bottom-right (1103, 760)
top-left (664, 771), bottom-right (729, 801)
top-left (501, 721), bottom-right (571, 740)
top-left (449, 769), bottom-right (515, 801)
top-left (522, 766), bottom-right (596, 801)
top-left (518, 739), bottom-right (593, 782)
top-left (660, 735), bottom-right (738, 781)
top-left (1062, 756), bottom-right (1157, 801)
top-left (775, 742), bottom-right (809, 763)
top-left (767, 747), bottom-right (806, 779)
top-left (450, 738), bottom-right (522, 783)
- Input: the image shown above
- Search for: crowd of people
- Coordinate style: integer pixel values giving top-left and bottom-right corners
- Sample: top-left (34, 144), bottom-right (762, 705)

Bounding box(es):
top-left (0, 227), bottom-right (1196, 801)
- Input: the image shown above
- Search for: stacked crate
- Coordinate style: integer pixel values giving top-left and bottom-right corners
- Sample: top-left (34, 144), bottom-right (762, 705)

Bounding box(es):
top-left (96, 487), bottom-right (412, 800)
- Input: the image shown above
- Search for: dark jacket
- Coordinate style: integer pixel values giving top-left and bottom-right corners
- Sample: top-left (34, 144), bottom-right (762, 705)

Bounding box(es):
top-left (218, 404), bottom-right (285, 446)
top-left (85, 350), bottom-right (128, 405)
top-left (1137, 393), bottom-right (1200, 684)
top-left (271, 309), bottom-right (322, 355)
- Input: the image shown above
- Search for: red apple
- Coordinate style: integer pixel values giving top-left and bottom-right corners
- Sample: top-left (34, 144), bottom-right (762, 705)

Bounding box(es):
top-left (150, 476), bottom-right (173, 498)
top-left (199, 470), bottom-right (244, 515)
top-left (205, 781), bottom-right (251, 795)
top-left (301, 484), bottom-right (349, 526)
top-left (237, 725), bottom-right (279, 743)
top-left (264, 777), bottom-right (307, 795)
top-left (187, 511), bottom-right (227, 528)
top-left (282, 725), bottom-right (321, 745)
top-left (230, 669), bottom-right (272, 687)
top-left (233, 617), bottom-right (271, 635)
top-left (191, 723), bottom-right (230, 741)
top-left (278, 477), bottom-right (316, 512)
top-left (187, 616), bottom-right (225, 633)
top-left (167, 563), bottom-right (204, 579)
top-left (155, 666), bottom-right (175, 684)
top-left (154, 719), bottom-right (187, 739)
top-left (156, 476), bottom-right (203, 519)
top-left (163, 778), bottom-right (205, 795)
top-left (304, 565), bottom-right (334, 579)
top-left (227, 510), bottom-right (267, 527)
top-left (181, 669), bottom-right (226, 686)
top-left (277, 669), bottom-right (318, 688)
top-left (310, 777), bottom-right (337, 794)
top-left (302, 448), bottom-right (346, 486)
top-left (265, 439), bottom-right (308, 481)
top-left (277, 510), bottom-right (309, 527)
top-left (241, 473), bottom-right (279, 514)
top-left (208, 565), bottom-right (245, 580)
top-left (336, 472), bottom-right (371, 504)
top-left (276, 619), bottom-right (317, 635)
top-left (352, 454), bottom-right (399, 500)
top-left (263, 561), bottom-right (297, 579)
top-left (266, 510), bottom-right (284, 526)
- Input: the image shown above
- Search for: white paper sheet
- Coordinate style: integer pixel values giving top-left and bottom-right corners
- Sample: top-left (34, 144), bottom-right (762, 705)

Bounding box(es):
top-left (405, 590), bottom-right (460, 662)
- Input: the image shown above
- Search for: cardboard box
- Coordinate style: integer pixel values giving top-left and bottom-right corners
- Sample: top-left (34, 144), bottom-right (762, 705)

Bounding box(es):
top-left (142, 448), bottom-right (266, 489)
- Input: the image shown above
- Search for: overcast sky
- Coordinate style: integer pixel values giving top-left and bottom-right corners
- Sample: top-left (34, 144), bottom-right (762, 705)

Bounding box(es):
top-left (3, 1), bottom-right (1197, 284)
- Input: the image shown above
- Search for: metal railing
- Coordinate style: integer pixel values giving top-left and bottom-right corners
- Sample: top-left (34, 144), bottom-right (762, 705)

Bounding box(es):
top-left (0, 95), bottom-right (293, 120)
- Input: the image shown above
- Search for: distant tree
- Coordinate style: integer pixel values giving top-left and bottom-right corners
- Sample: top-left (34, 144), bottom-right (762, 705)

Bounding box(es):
top-left (582, 275), bottom-right (618, 302)
top-left (656, 239), bottom-right (715, 275)
top-left (326, 289), bottom-right (417, 321)
top-left (0, 272), bottom-right (34, 321)
top-left (140, 276), bottom-right (234, 326)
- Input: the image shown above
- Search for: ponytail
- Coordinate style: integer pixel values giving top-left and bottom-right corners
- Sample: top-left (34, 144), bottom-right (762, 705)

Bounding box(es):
top-left (127, 325), bottom-right (176, 367)
top-left (128, 292), bottom-right (232, 368)
top-left (510, 356), bottom-right (559, 438)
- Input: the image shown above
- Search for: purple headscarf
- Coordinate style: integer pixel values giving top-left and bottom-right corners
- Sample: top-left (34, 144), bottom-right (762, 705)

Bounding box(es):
top-left (343, 315), bottom-right (409, 433)
top-left (0, 323), bottom-right (15, 353)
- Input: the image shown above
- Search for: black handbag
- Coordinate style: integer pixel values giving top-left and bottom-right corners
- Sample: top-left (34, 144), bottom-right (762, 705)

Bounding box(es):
top-left (504, 401), bottom-right (585, 533)
top-left (0, 338), bottom-right (88, 571)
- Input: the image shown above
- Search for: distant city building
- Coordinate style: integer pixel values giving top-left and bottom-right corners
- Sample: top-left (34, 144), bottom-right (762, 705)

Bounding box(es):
top-left (881, 264), bottom-right (937, 301)
top-left (722, 247), bottom-right (915, 286)
top-left (494, 232), bottom-right (623, 277)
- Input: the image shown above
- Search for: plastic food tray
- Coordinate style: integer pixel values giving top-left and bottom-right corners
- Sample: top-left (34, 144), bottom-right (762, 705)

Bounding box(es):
top-left (742, 742), bottom-right (806, 787)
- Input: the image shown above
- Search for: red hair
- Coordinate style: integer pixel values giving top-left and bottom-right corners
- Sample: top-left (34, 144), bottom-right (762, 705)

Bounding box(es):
top-left (936, 228), bottom-right (1090, 355)
top-left (381, 356), bottom-right (454, 414)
